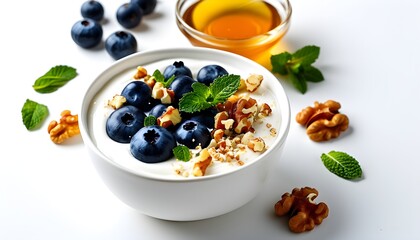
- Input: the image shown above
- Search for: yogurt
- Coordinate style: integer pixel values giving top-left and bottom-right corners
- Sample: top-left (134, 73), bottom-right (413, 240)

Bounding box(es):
top-left (87, 58), bottom-right (281, 179)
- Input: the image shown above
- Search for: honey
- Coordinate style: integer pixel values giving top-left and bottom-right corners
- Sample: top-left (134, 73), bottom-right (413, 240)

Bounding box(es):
top-left (178, 0), bottom-right (289, 64)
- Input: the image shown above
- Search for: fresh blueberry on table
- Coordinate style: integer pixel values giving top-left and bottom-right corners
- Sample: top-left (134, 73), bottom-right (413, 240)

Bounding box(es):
top-left (71, 19), bottom-right (103, 48)
top-left (130, 125), bottom-right (177, 163)
top-left (197, 64), bottom-right (229, 85)
top-left (116, 2), bottom-right (143, 29)
top-left (163, 61), bottom-right (193, 79)
top-left (175, 120), bottom-right (211, 149)
top-left (130, 0), bottom-right (157, 15)
top-left (121, 80), bottom-right (152, 110)
top-left (106, 105), bottom-right (146, 143)
top-left (169, 75), bottom-right (196, 103)
top-left (105, 31), bottom-right (137, 60)
top-left (81, 0), bottom-right (104, 21)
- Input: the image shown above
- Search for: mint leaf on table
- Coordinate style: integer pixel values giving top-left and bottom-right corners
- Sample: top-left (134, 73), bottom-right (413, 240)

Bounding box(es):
top-left (173, 145), bottom-right (192, 162)
top-left (32, 65), bottom-right (77, 93)
top-left (271, 45), bottom-right (324, 94)
top-left (179, 74), bottom-right (240, 113)
top-left (321, 151), bottom-right (362, 180)
top-left (152, 69), bottom-right (175, 88)
top-left (21, 99), bottom-right (49, 130)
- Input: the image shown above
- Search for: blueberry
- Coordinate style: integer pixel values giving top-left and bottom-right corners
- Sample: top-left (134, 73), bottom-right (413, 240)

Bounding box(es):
top-left (175, 120), bottom-right (211, 149)
top-left (71, 19), bottom-right (103, 49)
top-left (105, 31), bottom-right (137, 60)
top-left (121, 81), bottom-right (152, 111)
top-left (163, 61), bottom-right (193, 79)
top-left (187, 108), bottom-right (218, 129)
top-left (106, 105), bottom-right (146, 143)
top-left (81, 0), bottom-right (104, 21)
top-left (197, 64), bottom-right (229, 85)
top-left (130, 0), bottom-right (157, 15)
top-left (148, 104), bottom-right (168, 118)
top-left (169, 75), bottom-right (196, 103)
top-left (116, 3), bottom-right (143, 29)
top-left (130, 125), bottom-right (177, 163)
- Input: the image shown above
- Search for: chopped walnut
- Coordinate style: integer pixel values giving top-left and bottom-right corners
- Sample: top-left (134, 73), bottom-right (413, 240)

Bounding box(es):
top-left (133, 66), bottom-right (148, 79)
top-left (274, 187), bottom-right (329, 233)
top-left (296, 100), bottom-right (349, 142)
top-left (245, 74), bottom-right (263, 92)
top-left (47, 110), bottom-right (80, 144)
top-left (192, 149), bottom-right (212, 177)
top-left (152, 82), bottom-right (175, 104)
top-left (107, 94), bottom-right (126, 109)
top-left (247, 137), bottom-right (266, 152)
top-left (157, 106), bottom-right (181, 128)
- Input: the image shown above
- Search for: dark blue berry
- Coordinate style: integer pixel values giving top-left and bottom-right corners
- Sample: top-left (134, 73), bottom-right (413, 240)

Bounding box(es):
top-left (121, 81), bottom-right (151, 111)
top-left (130, 125), bottom-right (177, 163)
top-left (169, 75), bottom-right (196, 103)
top-left (148, 104), bottom-right (167, 118)
top-left (105, 31), bottom-right (137, 60)
top-left (116, 3), bottom-right (143, 29)
top-left (187, 108), bottom-right (218, 129)
top-left (71, 19), bottom-right (103, 49)
top-left (163, 61), bottom-right (193, 79)
top-left (106, 105), bottom-right (146, 143)
top-left (175, 120), bottom-right (211, 149)
top-left (197, 64), bottom-right (229, 85)
top-left (81, 0), bottom-right (104, 21)
top-left (130, 0), bottom-right (157, 15)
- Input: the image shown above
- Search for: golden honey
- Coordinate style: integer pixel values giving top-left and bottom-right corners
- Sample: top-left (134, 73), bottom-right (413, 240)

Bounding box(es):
top-left (178, 0), bottom-right (290, 65)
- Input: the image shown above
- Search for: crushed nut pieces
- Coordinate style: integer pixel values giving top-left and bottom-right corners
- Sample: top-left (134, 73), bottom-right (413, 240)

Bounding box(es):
top-left (296, 100), bottom-right (349, 142)
top-left (47, 110), bottom-right (80, 144)
top-left (274, 187), bottom-right (329, 233)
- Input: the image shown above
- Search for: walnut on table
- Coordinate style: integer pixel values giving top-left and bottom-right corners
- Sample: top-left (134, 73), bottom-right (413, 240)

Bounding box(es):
top-left (47, 110), bottom-right (80, 144)
top-left (274, 187), bottom-right (329, 233)
top-left (296, 100), bottom-right (349, 142)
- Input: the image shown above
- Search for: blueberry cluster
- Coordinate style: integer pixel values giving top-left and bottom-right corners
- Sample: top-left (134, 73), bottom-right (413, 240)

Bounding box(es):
top-left (106, 61), bottom-right (229, 163)
top-left (71, 0), bottom-right (157, 60)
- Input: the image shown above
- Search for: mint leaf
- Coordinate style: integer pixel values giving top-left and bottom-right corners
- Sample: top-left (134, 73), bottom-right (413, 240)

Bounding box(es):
top-left (290, 45), bottom-right (320, 66)
top-left (21, 99), bottom-right (49, 130)
top-left (271, 45), bottom-right (323, 94)
top-left (173, 145), bottom-right (192, 162)
top-left (144, 115), bottom-right (157, 126)
top-left (321, 151), bottom-right (362, 179)
top-left (179, 74), bottom-right (240, 113)
top-left (32, 65), bottom-right (77, 93)
top-left (179, 92), bottom-right (212, 113)
top-left (153, 69), bottom-right (174, 88)
top-left (209, 74), bottom-right (240, 104)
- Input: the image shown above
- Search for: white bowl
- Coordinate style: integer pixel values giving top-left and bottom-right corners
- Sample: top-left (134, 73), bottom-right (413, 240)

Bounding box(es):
top-left (79, 47), bottom-right (290, 221)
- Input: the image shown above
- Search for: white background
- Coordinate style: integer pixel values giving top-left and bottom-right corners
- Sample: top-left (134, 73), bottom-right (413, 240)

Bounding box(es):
top-left (1, 0), bottom-right (419, 239)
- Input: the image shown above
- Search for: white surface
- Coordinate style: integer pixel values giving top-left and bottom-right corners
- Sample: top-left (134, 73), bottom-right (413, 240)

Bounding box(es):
top-left (1, 0), bottom-right (419, 239)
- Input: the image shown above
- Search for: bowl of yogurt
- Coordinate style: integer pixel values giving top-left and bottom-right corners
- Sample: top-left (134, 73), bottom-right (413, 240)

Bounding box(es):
top-left (79, 47), bottom-right (290, 221)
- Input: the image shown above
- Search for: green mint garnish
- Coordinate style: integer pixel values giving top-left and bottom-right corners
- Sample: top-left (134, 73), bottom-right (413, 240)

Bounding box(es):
top-left (144, 115), bottom-right (157, 127)
top-left (321, 150), bottom-right (362, 180)
top-left (179, 74), bottom-right (240, 113)
top-left (271, 45), bottom-right (324, 94)
top-left (152, 69), bottom-right (175, 88)
top-left (173, 145), bottom-right (192, 162)
top-left (32, 65), bottom-right (77, 93)
top-left (21, 99), bottom-right (49, 130)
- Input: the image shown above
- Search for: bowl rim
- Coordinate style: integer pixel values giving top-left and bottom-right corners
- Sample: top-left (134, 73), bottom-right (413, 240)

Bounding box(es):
top-left (79, 47), bottom-right (291, 182)
top-left (175, 0), bottom-right (292, 44)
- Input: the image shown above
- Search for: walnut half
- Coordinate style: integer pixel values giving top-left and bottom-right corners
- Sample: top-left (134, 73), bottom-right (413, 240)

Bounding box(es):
top-left (296, 100), bottom-right (349, 142)
top-left (47, 110), bottom-right (80, 144)
top-left (274, 187), bottom-right (329, 233)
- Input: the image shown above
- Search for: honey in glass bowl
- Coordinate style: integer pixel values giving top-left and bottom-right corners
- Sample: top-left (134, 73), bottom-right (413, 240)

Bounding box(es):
top-left (176, 0), bottom-right (292, 65)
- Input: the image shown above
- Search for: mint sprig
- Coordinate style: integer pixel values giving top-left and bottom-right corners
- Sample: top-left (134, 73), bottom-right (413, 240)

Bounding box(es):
top-left (321, 150), bottom-right (362, 180)
top-left (21, 99), bottom-right (49, 130)
top-left (152, 69), bottom-right (175, 88)
top-left (179, 74), bottom-right (240, 113)
top-left (173, 145), bottom-right (192, 162)
top-left (32, 65), bottom-right (77, 93)
top-left (271, 45), bottom-right (324, 94)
